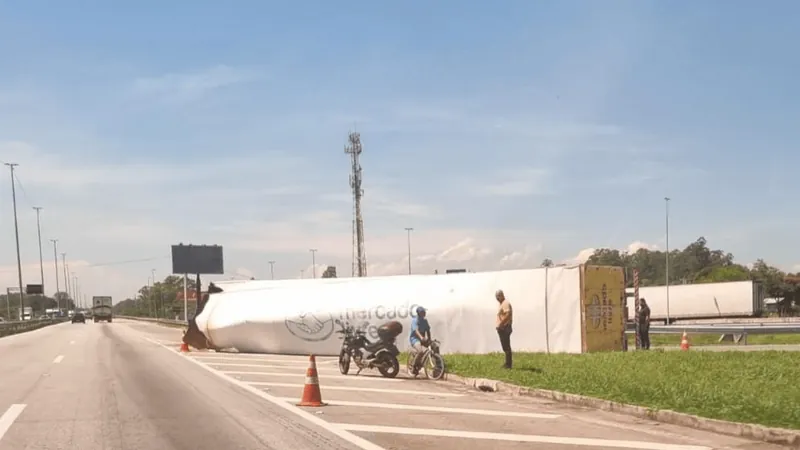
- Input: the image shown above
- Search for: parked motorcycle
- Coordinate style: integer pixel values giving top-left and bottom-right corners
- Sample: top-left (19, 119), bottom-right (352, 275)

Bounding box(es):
top-left (336, 320), bottom-right (401, 378)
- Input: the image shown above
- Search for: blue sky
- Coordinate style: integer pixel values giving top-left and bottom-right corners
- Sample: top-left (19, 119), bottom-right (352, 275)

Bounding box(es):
top-left (1, 1), bottom-right (798, 302)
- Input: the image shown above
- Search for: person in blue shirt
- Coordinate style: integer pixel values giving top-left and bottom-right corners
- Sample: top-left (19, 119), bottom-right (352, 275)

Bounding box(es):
top-left (409, 306), bottom-right (431, 376)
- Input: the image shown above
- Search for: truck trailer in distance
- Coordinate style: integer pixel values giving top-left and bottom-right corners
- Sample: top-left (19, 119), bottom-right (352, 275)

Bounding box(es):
top-left (626, 280), bottom-right (764, 324)
top-left (91, 296), bottom-right (113, 323)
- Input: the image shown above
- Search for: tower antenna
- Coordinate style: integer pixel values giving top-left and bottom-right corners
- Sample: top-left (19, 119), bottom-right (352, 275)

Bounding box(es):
top-left (344, 131), bottom-right (367, 277)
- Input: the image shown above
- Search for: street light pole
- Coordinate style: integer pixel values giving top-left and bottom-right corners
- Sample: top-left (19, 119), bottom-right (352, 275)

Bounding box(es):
top-left (268, 261), bottom-right (275, 280)
top-left (309, 249), bottom-right (318, 278)
top-left (33, 207), bottom-right (45, 291)
top-left (665, 197), bottom-right (671, 325)
top-left (50, 239), bottom-right (60, 307)
top-left (72, 274), bottom-right (78, 309)
top-left (5, 163), bottom-right (25, 314)
top-left (404, 227), bottom-right (414, 275)
top-left (151, 269), bottom-right (156, 317)
top-left (61, 253), bottom-right (69, 301)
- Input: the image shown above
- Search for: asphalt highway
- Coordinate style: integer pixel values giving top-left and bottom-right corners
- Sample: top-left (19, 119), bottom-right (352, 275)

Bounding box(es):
top-left (0, 319), bottom-right (789, 450)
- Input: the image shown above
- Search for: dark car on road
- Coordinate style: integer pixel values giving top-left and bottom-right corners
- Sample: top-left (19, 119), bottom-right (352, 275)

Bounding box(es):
top-left (71, 312), bottom-right (86, 324)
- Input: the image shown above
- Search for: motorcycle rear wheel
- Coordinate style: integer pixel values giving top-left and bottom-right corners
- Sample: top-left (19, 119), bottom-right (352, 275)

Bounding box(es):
top-left (338, 349), bottom-right (351, 375)
top-left (377, 353), bottom-right (399, 378)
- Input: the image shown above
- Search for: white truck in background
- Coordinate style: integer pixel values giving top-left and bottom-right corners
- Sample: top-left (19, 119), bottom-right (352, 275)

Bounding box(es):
top-left (626, 280), bottom-right (765, 324)
top-left (92, 296), bottom-right (113, 323)
top-left (18, 306), bottom-right (33, 321)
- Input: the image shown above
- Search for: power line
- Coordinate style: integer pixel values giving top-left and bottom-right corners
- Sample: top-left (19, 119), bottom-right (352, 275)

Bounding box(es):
top-left (0, 255), bottom-right (170, 274)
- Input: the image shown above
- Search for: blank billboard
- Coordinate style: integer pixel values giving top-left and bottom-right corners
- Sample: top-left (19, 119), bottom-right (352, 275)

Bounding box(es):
top-left (171, 244), bottom-right (224, 275)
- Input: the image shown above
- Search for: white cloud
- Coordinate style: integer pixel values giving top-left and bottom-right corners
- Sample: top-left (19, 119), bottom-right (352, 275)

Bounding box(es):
top-left (131, 65), bottom-right (261, 102)
top-left (564, 240), bottom-right (661, 265)
top-left (474, 168), bottom-right (552, 197)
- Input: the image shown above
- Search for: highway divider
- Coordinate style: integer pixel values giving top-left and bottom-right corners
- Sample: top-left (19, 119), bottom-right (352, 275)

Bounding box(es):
top-left (0, 318), bottom-right (68, 337)
top-left (117, 316), bottom-right (187, 328)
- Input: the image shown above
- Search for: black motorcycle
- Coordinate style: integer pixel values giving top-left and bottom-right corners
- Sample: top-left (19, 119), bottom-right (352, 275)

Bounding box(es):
top-left (336, 320), bottom-right (401, 378)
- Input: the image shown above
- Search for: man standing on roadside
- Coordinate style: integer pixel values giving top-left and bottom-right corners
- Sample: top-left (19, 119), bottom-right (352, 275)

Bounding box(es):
top-left (495, 289), bottom-right (513, 369)
top-left (638, 298), bottom-right (651, 350)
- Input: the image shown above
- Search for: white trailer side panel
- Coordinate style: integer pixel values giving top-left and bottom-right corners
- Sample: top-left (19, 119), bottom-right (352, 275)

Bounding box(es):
top-left (626, 280), bottom-right (762, 321)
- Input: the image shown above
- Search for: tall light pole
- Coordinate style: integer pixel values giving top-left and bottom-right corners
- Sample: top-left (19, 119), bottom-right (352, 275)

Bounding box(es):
top-left (50, 239), bottom-right (60, 308)
top-left (664, 197), bottom-right (671, 325)
top-left (5, 163), bottom-right (25, 313)
top-left (61, 253), bottom-right (70, 304)
top-left (151, 269), bottom-right (156, 317)
top-left (72, 273), bottom-right (78, 309)
top-left (33, 207), bottom-right (45, 291)
top-left (404, 227), bottom-right (414, 275)
top-left (268, 261), bottom-right (275, 280)
top-left (309, 249), bottom-right (318, 278)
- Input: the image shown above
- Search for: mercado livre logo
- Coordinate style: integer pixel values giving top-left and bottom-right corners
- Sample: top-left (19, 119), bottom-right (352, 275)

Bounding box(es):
top-left (285, 301), bottom-right (422, 342)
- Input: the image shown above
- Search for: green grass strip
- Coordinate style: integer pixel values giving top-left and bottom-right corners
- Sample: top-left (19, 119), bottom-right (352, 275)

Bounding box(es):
top-left (444, 350), bottom-right (800, 430)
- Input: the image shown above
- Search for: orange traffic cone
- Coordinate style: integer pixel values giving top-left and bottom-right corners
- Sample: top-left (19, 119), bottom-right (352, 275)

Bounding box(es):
top-left (179, 342), bottom-right (190, 353)
top-left (680, 331), bottom-right (690, 351)
top-left (297, 355), bottom-right (327, 407)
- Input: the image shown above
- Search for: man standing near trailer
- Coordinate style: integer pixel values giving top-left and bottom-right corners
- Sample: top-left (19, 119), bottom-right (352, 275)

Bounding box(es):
top-left (637, 298), bottom-right (651, 350)
top-left (495, 289), bottom-right (513, 369)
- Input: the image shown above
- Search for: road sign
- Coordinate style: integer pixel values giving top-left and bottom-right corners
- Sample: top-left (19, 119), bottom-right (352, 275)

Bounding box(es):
top-left (171, 244), bottom-right (224, 275)
top-left (25, 284), bottom-right (43, 295)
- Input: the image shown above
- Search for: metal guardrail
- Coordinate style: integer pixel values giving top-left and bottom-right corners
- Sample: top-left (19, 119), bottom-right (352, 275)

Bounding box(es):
top-left (626, 322), bottom-right (800, 334)
top-left (0, 318), bottom-right (68, 337)
top-left (117, 316), bottom-right (186, 327)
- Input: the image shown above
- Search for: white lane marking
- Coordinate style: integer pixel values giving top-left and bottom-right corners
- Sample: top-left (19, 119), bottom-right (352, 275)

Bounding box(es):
top-left (196, 352), bottom-right (338, 362)
top-left (224, 370), bottom-right (406, 383)
top-left (143, 337), bottom-right (385, 450)
top-left (0, 404), bottom-right (26, 441)
top-left (248, 382), bottom-right (463, 397)
top-left (274, 397), bottom-right (560, 418)
top-left (53, 355), bottom-right (64, 364)
top-left (191, 356), bottom-right (319, 365)
top-left (334, 424), bottom-right (712, 450)
top-left (199, 362), bottom-right (341, 371)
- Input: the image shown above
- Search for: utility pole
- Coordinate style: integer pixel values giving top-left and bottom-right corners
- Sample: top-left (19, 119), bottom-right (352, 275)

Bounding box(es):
top-left (33, 207), bottom-right (45, 291)
top-left (309, 249), bottom-right (318, 278)
top-left (345, 131), bottom-right (367, 277)
top-left (5, 163), bottom-right (25, 314)
top-left (72, 274), bottom-right (78, 309)
top-left (665, 197), bottom-right (671, 325)
top-left (405, 227), bottom-right (414, 275)
top-left (50, 239), bottom-right (60, 308)
top-left (268, 261), bottom-right (275, 280)
top-left (151, 269), bottom-right (156, 317)
top-left (183, 273), bottom-right (189, 323)
top-left (61, 253), bottom-right (69, 304)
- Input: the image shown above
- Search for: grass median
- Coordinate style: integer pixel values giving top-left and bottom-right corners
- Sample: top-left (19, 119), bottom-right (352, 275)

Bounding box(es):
top-left (628, 332), bottom-right (800, 347)
top-left (444, 350), bottom-right (800, 430)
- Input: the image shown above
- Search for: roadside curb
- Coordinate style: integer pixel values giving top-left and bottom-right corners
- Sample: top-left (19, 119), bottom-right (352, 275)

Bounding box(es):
top-left (445, 373), bottom-right (800, 449)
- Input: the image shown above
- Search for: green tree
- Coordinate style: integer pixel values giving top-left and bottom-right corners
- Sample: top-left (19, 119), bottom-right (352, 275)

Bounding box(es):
top-left (540, 258), bottom-right (554, 268)
top-left (585, 237), bottom-right (797, 313)
top-left (322, 266), bottom-right (337, 278)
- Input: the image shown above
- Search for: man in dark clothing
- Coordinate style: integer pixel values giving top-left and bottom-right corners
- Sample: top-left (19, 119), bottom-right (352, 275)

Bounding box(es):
top-left (495, 289), bottom-right (513, 369)
top-left (637, 298), bottom-right (651, 350)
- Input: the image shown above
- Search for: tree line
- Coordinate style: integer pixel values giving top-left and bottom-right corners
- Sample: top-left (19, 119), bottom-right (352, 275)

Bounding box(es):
top-left (118, 241), bottom-right (800, 319)
top-left (0, 292), bottom-right (77, 320)
top-left (542, 237), bottom-right (798, 314)
top-left (115, 265), bottom-right (340, 319)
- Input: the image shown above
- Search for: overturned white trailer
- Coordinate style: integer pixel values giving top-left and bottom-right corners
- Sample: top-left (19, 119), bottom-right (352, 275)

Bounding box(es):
top-left (626, 280), bottom-right (764, 323)
top-left (189, 265), bottom-right (627, 355)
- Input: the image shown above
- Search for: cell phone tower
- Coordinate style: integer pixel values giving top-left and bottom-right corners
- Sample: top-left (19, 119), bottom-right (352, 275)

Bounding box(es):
top-left (345, 131), bottom-right (367, 277)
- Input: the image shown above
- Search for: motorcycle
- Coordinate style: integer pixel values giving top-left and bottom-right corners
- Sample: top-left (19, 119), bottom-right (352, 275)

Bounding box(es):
top-left (336, 320), bottom-right (401, 378)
